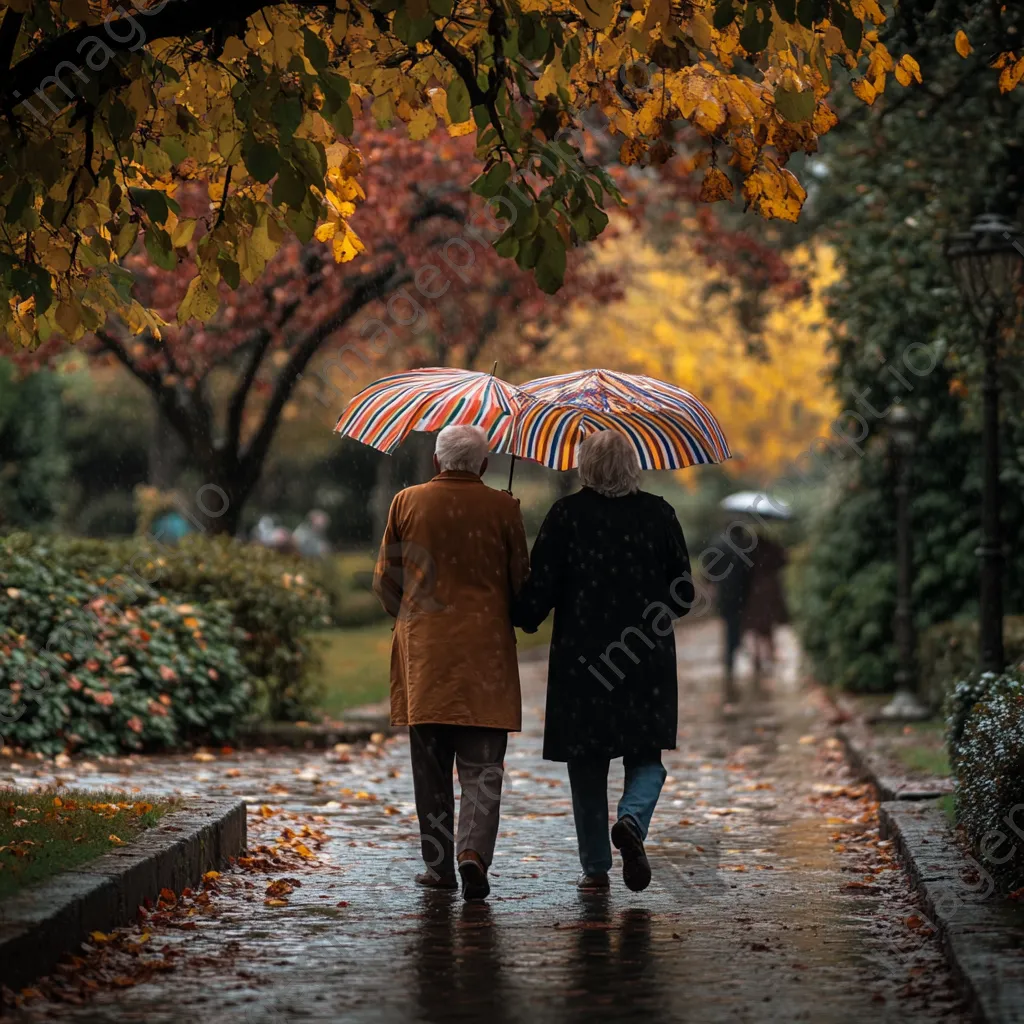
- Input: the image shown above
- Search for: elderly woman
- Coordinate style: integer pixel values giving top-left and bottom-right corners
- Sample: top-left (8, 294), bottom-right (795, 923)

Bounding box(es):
top-left (514, 430), bottom-right (694, 892)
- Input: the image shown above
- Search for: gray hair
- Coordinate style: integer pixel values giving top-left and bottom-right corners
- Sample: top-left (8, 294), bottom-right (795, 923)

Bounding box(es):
top-left (434, 425), bottom-right (489, 474)
top-left (578, 430), bottom-right (641, 497)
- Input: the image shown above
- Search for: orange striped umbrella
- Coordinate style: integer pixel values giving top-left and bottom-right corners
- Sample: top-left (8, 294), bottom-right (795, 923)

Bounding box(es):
top-left (510, 368), bottom-right (731, 471)
top-left (334, 367), bottom-right (530, 453)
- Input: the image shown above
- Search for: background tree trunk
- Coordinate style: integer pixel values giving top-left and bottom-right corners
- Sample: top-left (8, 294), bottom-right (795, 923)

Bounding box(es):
top-left (148, 403), bottom-right (187, 490)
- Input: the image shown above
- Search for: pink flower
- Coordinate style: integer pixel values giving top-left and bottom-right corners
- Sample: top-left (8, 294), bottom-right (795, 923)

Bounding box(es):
top-left (159, 664), bottom-right (177, 683)
top-left (126, 716), bottom-right (143, 733)
top-left (93, 690), bottom-right (115, 707)
top-left (67, 675), bottom-right (83, 692)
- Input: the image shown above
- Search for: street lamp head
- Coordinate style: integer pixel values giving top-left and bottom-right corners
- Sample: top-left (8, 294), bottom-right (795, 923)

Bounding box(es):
top-left (887, 402), bottom-right (916, 452)
top-left (945, 213), bottom-right (1024, 325)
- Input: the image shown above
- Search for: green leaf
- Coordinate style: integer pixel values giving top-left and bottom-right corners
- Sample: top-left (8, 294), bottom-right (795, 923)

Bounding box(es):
top-left (144, 226), bottom-right (176, 271)
top-left (217, 256), bottom-right (241, 289)
top-left (429, 0), bottom-right (452, 13)
top-left (840, 10), bottom-right (862, 50)
top-left (774, 0), bottom-right (796, 22)
top-left (515, 233), bottom-right (542, 270)
top-left (302, 27), bottom-right (330, 71)
top-left (272, 163), bottom-right (307, 209)
top-left (472, 103), bottom-right (490, 129)
top-left (326, 101), bottom-right (354, 137)
top-left (494, 229), bottom-right (519, 259)
top-left (5, 181), bottom-right (31, 224)
top-left (713, 0), bottom-right (738, 30)
top-left (775, 86), bottom-right (816, 123)
top-left (447, 77), bottom-right (471, 123)
top-left (796, 0), bottom-right (827, 28)
top-left (534, 227), bottom-right (566, 293)
top-left (160, 137), bottom-right (188, 165)
top-left (114, 219), bottom-right (140, 259)
top-left (561, 34), bottom-right (581, 71)
top-left (471, 162), bottom-right (511, 198)
top-left (128, 187), bottom-right (169, 226)
top-left (244, 141), bottom-right (281, 184)
top-left (271, 96), bottom-right (303, 139)
top-left (739, 1), bottom-right (773, 53)
top-left (392, 8), bottom-right (434, 44)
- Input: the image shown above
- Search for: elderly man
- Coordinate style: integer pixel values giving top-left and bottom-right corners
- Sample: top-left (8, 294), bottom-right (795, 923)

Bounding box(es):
top-left (373, 425), bottom-right (529, 900)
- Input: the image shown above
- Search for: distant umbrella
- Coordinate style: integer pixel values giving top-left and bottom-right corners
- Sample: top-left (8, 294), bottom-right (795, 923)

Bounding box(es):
top-left (720, 491), bottom-right (792, 519)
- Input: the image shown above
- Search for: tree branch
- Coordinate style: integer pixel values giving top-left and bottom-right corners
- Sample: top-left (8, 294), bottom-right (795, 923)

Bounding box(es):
top-left (240, 261), bottom-right (403, 481)
top-left (0, 9), bottom-right (23, 84)
top-left (1, 0), bottom-right (332, 111)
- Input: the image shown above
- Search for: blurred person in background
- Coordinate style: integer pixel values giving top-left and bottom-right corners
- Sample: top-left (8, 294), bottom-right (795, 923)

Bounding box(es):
top-left (374, 425), bottom-right (529, 902)
top-left (293, 509), bottom-right (331, 559)
top-left (514, 430), bottom-right (693, 894)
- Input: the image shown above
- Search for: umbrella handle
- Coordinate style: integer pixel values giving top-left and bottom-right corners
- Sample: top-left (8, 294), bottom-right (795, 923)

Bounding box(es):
top-left (506, 454), bottom-right (516, 494)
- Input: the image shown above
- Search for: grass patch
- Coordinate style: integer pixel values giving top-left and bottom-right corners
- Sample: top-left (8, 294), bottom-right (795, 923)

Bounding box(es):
top-left (938, 793), bottom-right (956, 826)
top-left (895, 744), bottom-right (951, 778)
top-left (0, 788), bottom-right (179, 900)
top-left (313, 624), bottom-right (393, 717)
top-left (312, 618), bottom-right (553, 718)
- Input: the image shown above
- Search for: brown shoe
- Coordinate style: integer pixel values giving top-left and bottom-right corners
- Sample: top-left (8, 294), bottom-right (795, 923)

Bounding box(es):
top-left (576, 872), bottom-right (610, 891)
top-left (457, 851), bottom-right (490, 901)
top-left (416, 870), bottom-right (458, 890)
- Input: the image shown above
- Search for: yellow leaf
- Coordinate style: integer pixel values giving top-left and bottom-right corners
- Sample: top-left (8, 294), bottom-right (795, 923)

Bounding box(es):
top-left (177, 275), bottom-right (220, 324)
top-left (698, 167), bottom-right (734, 203)
top-left (108, 834), bottom-right (125, 845)
top-left (743, 161), bottom-right (806, 222)
top-left (314, 220), bottom-right (338, 242)
top-left (90, 931), bottom-right (111, 943)
top-left (954, 30), bottom-right (972, 59)
top-left (850, 77), bottom-right (877, 105)
top-left (407, 107), bottom-right (438, 141)
top-left (574, 0), bottom-right (616, 31)
top-left (999, 56), bottom-right (1024, 94)
top-left (332, 223), bottom-right (365, 263)
top-left (264, 898), bottom-right (289, 907)
top-left (293, 842), bottom-right (315, 859)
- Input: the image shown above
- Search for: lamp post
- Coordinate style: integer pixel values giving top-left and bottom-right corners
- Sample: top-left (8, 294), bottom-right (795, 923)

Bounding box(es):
top-left (945, 214), bottom-right (1024, 674)
top-left (880, 403), bottom-right (929, 721)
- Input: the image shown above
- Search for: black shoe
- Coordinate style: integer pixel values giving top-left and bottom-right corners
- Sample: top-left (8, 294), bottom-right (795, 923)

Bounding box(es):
top-left (458, 856), bottom-right (490, 901)
top-left (416, 870), bottom-right (457, 890)
top-left (576, 871), bottom-right (610, 891)
top-left (611, 817), bottom-right (651, 892)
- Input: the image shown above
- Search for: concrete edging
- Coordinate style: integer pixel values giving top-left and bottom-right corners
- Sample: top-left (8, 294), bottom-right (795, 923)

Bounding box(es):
top-left (879, 801), bottom-right (1024, 1024)
top-left (0, 797), bottom-right (246, 994)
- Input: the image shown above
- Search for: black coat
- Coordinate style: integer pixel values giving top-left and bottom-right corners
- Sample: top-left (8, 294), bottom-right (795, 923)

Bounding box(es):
top-left (513, 488), bottom-right (693, 762)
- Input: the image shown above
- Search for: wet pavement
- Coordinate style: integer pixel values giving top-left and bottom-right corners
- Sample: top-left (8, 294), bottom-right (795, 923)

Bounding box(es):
top-left (4, 621), bottom-right (967, 1022)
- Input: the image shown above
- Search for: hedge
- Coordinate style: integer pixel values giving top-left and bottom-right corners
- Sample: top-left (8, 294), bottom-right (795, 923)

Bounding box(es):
top-left (0, 532), bottom-right (334, 753)
top-left (947, 669), bottom-right (1024, 895)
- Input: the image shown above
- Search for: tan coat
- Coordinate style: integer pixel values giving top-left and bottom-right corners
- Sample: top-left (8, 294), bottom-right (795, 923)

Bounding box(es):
top-left (373, 471), bottom-right (530, 731)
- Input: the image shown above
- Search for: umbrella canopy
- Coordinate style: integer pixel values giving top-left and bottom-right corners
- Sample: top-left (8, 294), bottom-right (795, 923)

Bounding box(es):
top-left (510, 368), bottom-right (731, 471)
top-left (720, 490), bottom-right (792, 519)
top-left (334, 367), bottom-right (529, 453)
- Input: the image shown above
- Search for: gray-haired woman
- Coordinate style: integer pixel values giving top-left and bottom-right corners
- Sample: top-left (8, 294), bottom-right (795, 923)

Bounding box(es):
top-left (513, 430), bottom-right (694, 892)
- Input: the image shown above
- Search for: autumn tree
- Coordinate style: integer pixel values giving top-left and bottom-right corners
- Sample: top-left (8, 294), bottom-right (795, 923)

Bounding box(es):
top-left (85, 125), bottom-right (617, 535)
top-left (0, 0), bottom-right (925, 348)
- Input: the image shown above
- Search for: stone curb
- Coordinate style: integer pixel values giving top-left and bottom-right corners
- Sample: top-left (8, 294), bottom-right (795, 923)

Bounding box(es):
top-left (835, 721), bottom-right (952, 801)
top-left (0, 797), bottom-right (246, 994)
top-left (237, 717), bottom-right (393, 749)
top-left (879, 801), bottom-right (1024, 1024)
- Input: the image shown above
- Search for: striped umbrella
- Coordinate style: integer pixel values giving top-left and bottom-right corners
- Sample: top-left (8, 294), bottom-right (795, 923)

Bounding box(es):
top-left (510, 368), bottom-right (731, 471)
top-left (334, 367), bottom-right (530, 454)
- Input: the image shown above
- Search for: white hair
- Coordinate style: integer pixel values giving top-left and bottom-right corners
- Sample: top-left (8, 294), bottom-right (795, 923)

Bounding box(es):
top-left (434, 425), bottom-right (489, 474)
top-left (577, 430), bottom-right (641, 497)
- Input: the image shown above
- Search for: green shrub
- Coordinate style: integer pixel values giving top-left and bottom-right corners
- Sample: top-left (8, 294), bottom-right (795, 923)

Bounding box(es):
top-left (920, 617), bottom-right (1024, 710)
top-left (0, 533), bottom-right (332, 723)
top-left (0, 549), bottom-right (249, 755)
top-left (950, 670), bottom-right (1024, 894)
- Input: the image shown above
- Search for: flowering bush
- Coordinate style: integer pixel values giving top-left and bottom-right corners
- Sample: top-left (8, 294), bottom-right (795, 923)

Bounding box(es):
top-left (948, 669), bottom-right (1024, 894)
top-left (0, 553), bottom-right (249, 755)
top-left (1, 533), bottom-right (332, 722)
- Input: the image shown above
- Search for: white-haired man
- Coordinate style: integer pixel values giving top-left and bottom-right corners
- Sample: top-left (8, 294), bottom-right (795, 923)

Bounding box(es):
top-left (373, 425), bottom-right (529, 900)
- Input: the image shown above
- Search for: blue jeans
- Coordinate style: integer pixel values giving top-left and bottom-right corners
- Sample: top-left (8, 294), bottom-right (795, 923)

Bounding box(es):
top-left (566, 753), bottom-right (667, 875)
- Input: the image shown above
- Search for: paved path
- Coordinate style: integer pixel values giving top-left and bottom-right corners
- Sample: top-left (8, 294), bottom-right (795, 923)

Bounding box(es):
top-left (6, 622), bottom-right (967, 1022)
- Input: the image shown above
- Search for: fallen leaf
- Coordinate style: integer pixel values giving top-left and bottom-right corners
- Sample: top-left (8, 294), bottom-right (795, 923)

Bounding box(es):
top-left (264, 898), bottom-right (289, 907)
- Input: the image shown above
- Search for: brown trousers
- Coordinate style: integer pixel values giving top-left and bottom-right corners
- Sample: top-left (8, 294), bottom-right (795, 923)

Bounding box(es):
top-left (409, 724), bottom-right (508, 877)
